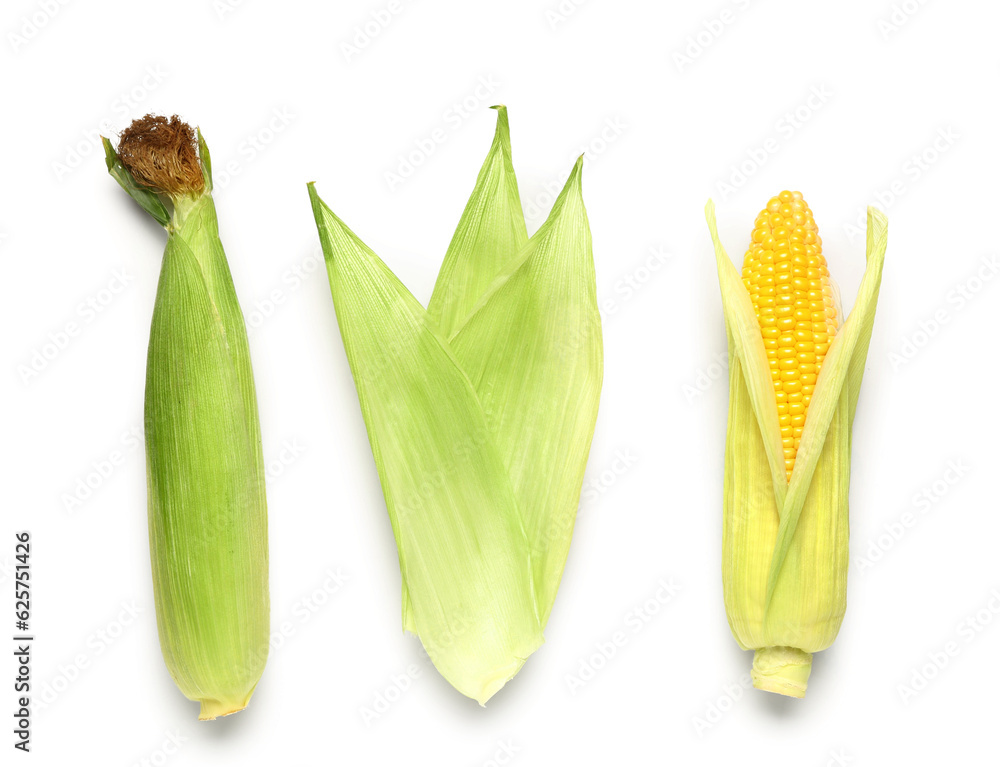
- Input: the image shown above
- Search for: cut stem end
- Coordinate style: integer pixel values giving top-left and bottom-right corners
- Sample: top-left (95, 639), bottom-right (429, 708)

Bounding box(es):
top-left (751, 646), bottom-right (812, 698)
top-left (197, 695), bottom-right (251, 721)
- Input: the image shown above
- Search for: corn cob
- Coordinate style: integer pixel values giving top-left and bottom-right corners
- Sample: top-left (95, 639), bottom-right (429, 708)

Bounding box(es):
top-left (707, 193), bottom-right (887, 698)
top-left (740, 191), bottom-right (840, 480)
top-left (103, 116), bottom-right (269, 720)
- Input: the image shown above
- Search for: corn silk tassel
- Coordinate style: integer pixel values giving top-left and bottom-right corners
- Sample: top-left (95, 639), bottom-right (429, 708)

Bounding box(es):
top-left (706, 193), bottom-right (887, 698)
top-left (103, 116), bottom-right (269, 720)
top-left (310, 106), bottom-right (603, 704)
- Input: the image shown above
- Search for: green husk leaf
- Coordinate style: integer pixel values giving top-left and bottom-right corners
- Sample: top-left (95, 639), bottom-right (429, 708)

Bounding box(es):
top-left (103, 137), bottom-right (171, 227)
top-left (427, 105), bottom-right (528, 337)
top-left (706, 201), bottom-right (787, 513)
top-left (719, 318), bottom-right (775, 648)
top-left (309, 184), bottom-right (543, 705)
top-left (449, 158), bottom-right (603, 623)
top-left (847, 208), bottom-right (890, 426)
top-left (197, 128), bottom-right (214, 192)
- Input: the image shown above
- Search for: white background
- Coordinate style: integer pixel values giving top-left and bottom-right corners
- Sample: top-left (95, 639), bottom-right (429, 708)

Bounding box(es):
top-left (3, 0), bottom-right (999, 764)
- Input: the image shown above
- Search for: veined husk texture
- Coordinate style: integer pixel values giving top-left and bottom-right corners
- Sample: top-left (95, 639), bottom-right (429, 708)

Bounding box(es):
top-left (104, 130), bottom-right (269, 720)
top-left (706, 200), bottom-right (887, 698)
top-left (310, 107), bottom-right (603, 704)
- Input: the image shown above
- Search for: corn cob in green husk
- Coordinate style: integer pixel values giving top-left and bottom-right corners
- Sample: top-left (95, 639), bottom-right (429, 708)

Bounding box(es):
top-left (706, 192), bottom-right (887, 698)
top-left (103, 116), bottom-right (269, 720)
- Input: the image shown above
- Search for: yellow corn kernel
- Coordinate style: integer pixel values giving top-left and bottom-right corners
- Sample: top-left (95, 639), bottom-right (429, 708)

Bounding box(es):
top-left (741, 190), bottom-right (839, 480)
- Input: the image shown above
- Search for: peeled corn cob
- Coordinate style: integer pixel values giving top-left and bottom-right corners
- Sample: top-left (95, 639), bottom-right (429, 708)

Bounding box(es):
top-left (103, 116), bottom-right (269, 720)
top-left (707, 192), bottom-right (887, 698)
top-left (740, 191), bottom-right (840, 480)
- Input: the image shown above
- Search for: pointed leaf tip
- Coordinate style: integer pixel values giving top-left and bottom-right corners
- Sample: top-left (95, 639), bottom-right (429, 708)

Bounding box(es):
top-left (102, 136), bottom-right (117, 171)
top-left (490, 105), bottom-right (513, 155)
top-left (427, 104), bottom-right (527, 337)
top-left (306, 182), bottom-right (322, 218)
top-left (196, 128), bottom-right (213, 191)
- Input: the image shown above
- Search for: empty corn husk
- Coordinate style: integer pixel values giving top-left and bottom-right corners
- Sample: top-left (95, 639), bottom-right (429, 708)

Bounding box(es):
top-left (310, 107), bottom-right (602, 703)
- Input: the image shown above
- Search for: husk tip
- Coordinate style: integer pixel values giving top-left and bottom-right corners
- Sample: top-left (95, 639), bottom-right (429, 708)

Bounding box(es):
top-left (306, 181), bottom-right (324, 210)
top-left (102, 136), bottom-right (117, 169)
top-left (567, 154), bottom-right (585, 185)
top-left (866, 204), bottom-right (888, 229)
